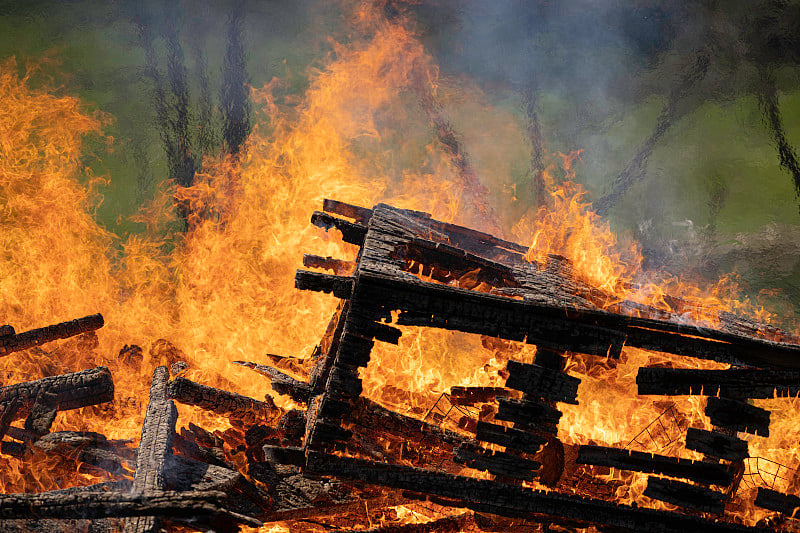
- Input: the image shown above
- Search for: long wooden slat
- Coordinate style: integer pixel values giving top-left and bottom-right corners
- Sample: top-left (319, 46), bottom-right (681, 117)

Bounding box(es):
top-left (305, 451), bottom-right (771, 533)
top-left (0, 366), bottom-right (114, 420)
top-left (576, 445), bottom-right (734, 486)
top-left (0, 489), bottom-right (260, 526)
top-left (124, 366), bottom-right (177, 533)
top-left (637, 367), bottom-right (800, 398)
top-left (167, 377), bottom-right (277, 424)
top-left (0, 314), bottom-right (104, 356)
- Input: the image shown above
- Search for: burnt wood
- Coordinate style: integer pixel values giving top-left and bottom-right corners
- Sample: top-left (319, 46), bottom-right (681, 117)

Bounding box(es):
top-left (30, 431), bottom-right (135, 476)
top-left (637, 367), bottom-right (800, 398)
top-left (643, 477), bottom-right (726, 514)
top-left (684, 428), bottom-right (749, 462)
top-left (454, 442), bottom-right (541, 481)
top-left (474, 421), bottom-right (547, 454)
top-left (295, 270), bottom-right (354, 299)
top-left (311, 211), bottom-right (367, 246)
top-left (0, 314), bottom-right (104, 356)
top-left (302, 253), bottom-right (355, 275)
top-left (495, 397), bottom-right (562, 434)
top-left (449, 386), bottom-right (510, 406)
top-left (0, 398), bottom-right (20, 441)
top-left (234, 361), bottom-right (313, 403)
top-left (339, 512), bottom-right (473, 533)
top-left (24, 389), bottom-right (58, 437)
top-left (322, 198), bottom-right (374, 225)
top-left (576, 445), bottom-right (734, 486)
top-left (305, 451), bottom-right (772, 533)
top-left (167, 376), bottom-right (277, 424)
top-left (754, 487), bottom-right (800, 516)
top-left (0, 366), bottom-right (113, 420)
top-left (505, 360), bottom-right (580, 404)
top-left (0, 489), bottom-right (261, 526)
top-left (705, 397), bottom-right (770, 437)
top-left (125, 366), bottom-right (177, 533)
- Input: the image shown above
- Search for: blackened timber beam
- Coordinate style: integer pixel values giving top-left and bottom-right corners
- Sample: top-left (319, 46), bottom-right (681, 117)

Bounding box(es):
top-left (449, 386), bottom-right (510, 406)
top-left (685, 428), bottom-right (749, 462)
top-left (643, 477), bottom-right (726, 514)
top-left (637, 367), bottom-right (800, 399)
top-left (0, 489), bottom-right (261, 526)
top-left (124, 366), bottom-right (177, 533)
top-left (474, 421), bottom-right (546, 455)
top-left (505, 360), bottom-right (580, 404)
top-left (0, 314), bottom-right (104, 356)
top-left (311, 211), bottom-right (367, 245)
top-left (167, 376), bottom-right (278, 424)
top-left (302, 254), bottom-right (355, 275)
top-left (305, 451), bottom-right (772, 533)
top-left (454, 442), bottom-right (541, 481)
top-left (234, 361), bottom-right (312, 403)
top-left (339, 512), bottom-right (473, 533)
top-left (577, 445), bottom-right (734, 486)
top-left (495, 397), bottom-right (561, 434)
top-left (0, 366), bottom-right (114, 419)
top-left (754, 487), bottom-right (800, 516)
top-left (295, 270), bottom-right (354, 299)
top-left (705, 397), bottom-right (770, 437)
top-left (323, 198), bottom-right (374, 225)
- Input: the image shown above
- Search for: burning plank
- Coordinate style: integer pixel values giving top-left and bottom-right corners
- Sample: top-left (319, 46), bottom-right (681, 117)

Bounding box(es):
top-left (167, 376), bottom-right (278, 425)
top-left (124, 366), bottom-right (177, 533)
top-left (576, 445), bottom-right (734, 486)
top-left (0, 366), bottom-right (114, 419)
top-left (0, 489), bottom-right (261, 526)
top-left (705, 397), bottom-right (771, 437)
top-left (684, 427), bottom-right (749, 462)
top-left (304, 451), bottom-right (772, 533)
top-left (637, 366), bottom-right (800, 398)
top-left (0, 314), bottom-right (104, 356)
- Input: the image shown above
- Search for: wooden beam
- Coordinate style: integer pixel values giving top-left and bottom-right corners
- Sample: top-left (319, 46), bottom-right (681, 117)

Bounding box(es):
top-left (167, 376), bottom-right (278, 424)
top-left (0, 314), bottom-right (104, 356)
top-left (576, 445), bottom-right (734, 486)
top-left (637, 367), bottom-right (800, 399)
top-left (124, 366), bottom-right (177, 533)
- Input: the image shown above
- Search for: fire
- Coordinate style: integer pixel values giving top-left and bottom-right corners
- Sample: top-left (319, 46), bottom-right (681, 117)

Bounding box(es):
top-left (1, 0), bottom-right (799, 530)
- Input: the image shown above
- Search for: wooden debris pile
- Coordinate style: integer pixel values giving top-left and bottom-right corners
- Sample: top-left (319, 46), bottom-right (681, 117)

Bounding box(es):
top-left (4, 200), bottom-right (800, 532)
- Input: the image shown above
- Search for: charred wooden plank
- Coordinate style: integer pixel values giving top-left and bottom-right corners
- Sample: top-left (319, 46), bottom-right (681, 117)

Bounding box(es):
top-left (311, 211), bottom-right (367, 245)
top-left (30, 430), bottom-right (135, 476)
top-left (685, 427), bottom-right (749, 462)
top-left (339, 512), bottom-right (473, 533)
top-left (474, 421), bottom-right (546, 454)
top-left (454, 443), bottom-right (541, 481)
top-left (349, 396), bottom-right (468, 448)
top-left (577, 445), bottom-right (733, 486)
top-left (0, 489), bottom-right (261, 526)
top-left (125, 366), bottom-right (177, 533)
top-left (495, 397), bottom-right (561, 434)
top-left (705, 397), bottom-right (770, 437)
top-left (637, 367), bottom-right (800, 399)
top-left (0, 366), bottom-right (113, 419)
top-left (305, 451), bottom-right (771, 533)
top-left (644, 477), bottom-right (726, 514)
top-left (0, 314), bottom-right (104, 356)
top-left (334, 331), bottom-right (374, 367)
top-left (303, 253), bottom-right (355, 275)
top-left (24, 389), bottom-right (58, 437)
top-left (295, 270), bottom-right (354, 299)
top-left (167, 376), bottom-right (277, 424)
top-left (346, 316), bottom-right (402, 345)
top-left (323, 198), bottom-right (374, 225)
top-left (754, 487), bottom-right (800, 516)
top-left (449, 386), bottom-right (510, 406)
top-left (234, 361), bottom-right (312, 403)
top-left (505, 360), bottom-right (580, 404)
top-left (0, 399), bottom-right (20, 441)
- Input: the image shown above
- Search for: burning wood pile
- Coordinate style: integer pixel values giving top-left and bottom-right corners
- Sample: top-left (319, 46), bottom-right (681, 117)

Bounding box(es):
top-left (3, 199), bottom-right (800, 532)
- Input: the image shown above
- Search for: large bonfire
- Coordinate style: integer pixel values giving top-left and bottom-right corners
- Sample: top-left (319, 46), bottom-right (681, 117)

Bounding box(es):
top-left (0, 2), bottom-right (798, 530)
